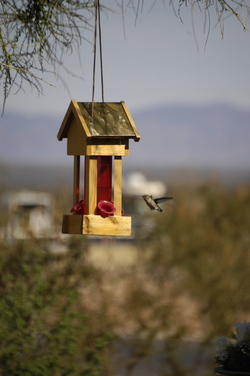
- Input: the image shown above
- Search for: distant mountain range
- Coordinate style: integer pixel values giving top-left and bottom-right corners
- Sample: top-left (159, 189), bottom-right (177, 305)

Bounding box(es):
top-left (0, 103), bottom-right (249, 188)
top-left (1, 102), bottom-right (249, 168)
top-left (128, 103), bottom-right (250, 170)
top-left (1, 111), bottom-right (67, 166)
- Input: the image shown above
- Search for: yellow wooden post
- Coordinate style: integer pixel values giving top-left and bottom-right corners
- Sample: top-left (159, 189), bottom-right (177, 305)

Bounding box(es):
top-left (113, 156), bottom-right (122, 215)
top-left (85, 156), bottom-right (97, 214)
top-left (73, 155), bottom-right (80, 205)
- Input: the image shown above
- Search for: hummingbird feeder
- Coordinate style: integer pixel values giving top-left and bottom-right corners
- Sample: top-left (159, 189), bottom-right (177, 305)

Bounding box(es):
top-left (57, 100), bottom-right (140, 236)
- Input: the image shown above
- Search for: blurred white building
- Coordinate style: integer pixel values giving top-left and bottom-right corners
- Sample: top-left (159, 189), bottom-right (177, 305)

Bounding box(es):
top-left (123, 172), bottom-right (166, 197)
top-left (1, 190), bottom-right (54, 240)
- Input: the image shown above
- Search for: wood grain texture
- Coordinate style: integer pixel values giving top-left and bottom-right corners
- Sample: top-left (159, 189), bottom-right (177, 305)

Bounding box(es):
top-left (114, 156), bottom-right (122, 215)
top-left (62, 214), bottom-right (131, 236)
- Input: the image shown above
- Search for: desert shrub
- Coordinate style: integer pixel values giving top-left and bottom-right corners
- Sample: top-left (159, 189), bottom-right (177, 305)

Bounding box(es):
top-left (1, 182), bottom-right (250, 376)
top-left (0, 238), bottom-right (114, 376)
top-left (115, 182), bottom-right (250, 376)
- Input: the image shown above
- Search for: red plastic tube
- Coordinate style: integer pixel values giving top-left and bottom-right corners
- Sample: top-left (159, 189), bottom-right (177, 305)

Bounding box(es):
top-left (97, 156), bottom-right (112, 202)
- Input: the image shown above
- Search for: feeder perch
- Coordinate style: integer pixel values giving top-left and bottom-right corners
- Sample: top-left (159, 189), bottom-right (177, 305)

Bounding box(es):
top-left (57, 100), bottom-right (140, 236)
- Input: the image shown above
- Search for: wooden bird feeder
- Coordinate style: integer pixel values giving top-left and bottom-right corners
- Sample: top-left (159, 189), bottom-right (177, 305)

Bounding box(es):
top-left (57, 100), bottom-right (140, 236)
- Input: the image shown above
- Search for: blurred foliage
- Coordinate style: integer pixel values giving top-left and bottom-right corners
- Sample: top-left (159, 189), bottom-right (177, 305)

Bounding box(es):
top-left (1, 0), bottom-right (250, 111)
top-left (137, 183), bottom-right (250, 332)
top-left (119, 182), bottom-right (250, 375)
top-left (0, 238), bottom-right (114, 376)
top-left (0, 182), bottom-right (250, 375)
top-left (0, 0), bottom-right (97, 111)
top-left (175, 0), bottom-right (250, 30)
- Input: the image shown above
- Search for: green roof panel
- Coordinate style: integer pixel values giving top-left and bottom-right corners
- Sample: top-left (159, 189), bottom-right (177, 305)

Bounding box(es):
top-left (78, 102), bottom-right (136, 137)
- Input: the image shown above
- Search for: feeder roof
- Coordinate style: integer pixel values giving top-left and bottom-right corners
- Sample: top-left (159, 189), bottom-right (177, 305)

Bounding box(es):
top-left (57, 100), bottom-right (140, 141)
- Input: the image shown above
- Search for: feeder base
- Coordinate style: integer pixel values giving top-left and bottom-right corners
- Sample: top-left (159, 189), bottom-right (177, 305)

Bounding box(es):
top-left (62, 214), bottom-right (131, 237)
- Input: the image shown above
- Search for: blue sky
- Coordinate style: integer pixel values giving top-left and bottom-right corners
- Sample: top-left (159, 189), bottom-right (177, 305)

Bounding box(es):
top-left (1, 2), bottom-right (249, 119)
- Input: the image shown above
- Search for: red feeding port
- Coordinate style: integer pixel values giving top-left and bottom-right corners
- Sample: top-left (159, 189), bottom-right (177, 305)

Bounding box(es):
top-left (70, 199), bottom-right (85, 215)
top-left (97, 200), bottom-right (116, 217)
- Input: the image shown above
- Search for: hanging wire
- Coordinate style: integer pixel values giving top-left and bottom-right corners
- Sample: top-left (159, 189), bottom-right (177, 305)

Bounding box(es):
top-left (98, 1), bottom-right (104, 103)
top-left (91, 3), bottom-right (98, 116)
top-left (91, 0), bottom-right (104, 117)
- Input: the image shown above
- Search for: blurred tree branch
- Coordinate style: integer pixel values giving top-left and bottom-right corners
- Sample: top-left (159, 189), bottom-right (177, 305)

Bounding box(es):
top-left (175, 0), bottom-right (250, 31)
top-left (0, 0), bottom-right (97, 112)
top-left (0, 0), bottom-right (249, 112)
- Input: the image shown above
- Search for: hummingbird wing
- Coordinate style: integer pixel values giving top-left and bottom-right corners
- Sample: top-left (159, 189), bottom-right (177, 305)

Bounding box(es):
top-left (154, 197), bottom-right (173, 204)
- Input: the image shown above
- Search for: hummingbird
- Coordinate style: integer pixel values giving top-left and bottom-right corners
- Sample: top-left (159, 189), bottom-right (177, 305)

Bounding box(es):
top-left (142, 194), bottom-right (173, 212)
